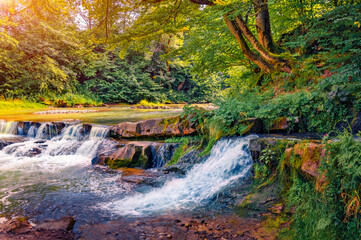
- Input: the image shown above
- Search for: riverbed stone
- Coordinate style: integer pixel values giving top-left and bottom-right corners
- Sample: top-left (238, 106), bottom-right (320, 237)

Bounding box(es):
top-left (110, 116), bottom-right (197, 139)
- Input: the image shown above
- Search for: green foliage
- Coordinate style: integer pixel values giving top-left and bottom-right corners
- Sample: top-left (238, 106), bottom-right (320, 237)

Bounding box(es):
top-left (0, 99), bottom-right (46, 109)
top-left (164, 135), bottom-right (201, 144)
top-left (83, 47), bottom-right (218, 104)
top-left (167, 138), bottom-right (189, 165)
top-left (283, 132), bottom-right (361, 239)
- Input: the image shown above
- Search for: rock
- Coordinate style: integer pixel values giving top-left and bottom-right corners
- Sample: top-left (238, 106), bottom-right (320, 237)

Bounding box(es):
top-left (25, 147), bottom-right (42, 157)
top-left (55, 99), bottom-right (68, 107)
top-left (284, 142), bottom-right (324, 178)
top-left (0, 218), bottom-right (32, 234)
top-left (110, 116), bottom-right (197, 139)
top-left (269, 117), bottom-right (299, 132)
top-left (269, 117), bottom-right (288, 131)
top-left (100, 141), bottom-right (178, 169)
top-left (0, 140), bottom-right (10, 150)
top-left (0, 137), bottom-right (27, 150)
top-left (35, 217), bottom-right (76, 231)
top-left (0, 217), bottom-right (75, 240)
top-left (163, 149), bottom-right (206, 174)
top-left (240, 118), bottom-right (264, 135)
top-left (269, 204), bottom-right (284, 215)
top-left (249, 138), bottom-right (297, 161)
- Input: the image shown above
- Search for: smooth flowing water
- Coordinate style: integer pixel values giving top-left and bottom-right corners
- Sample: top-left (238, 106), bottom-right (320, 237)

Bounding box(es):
top-left (0, 106), bottom-right (182, 125)
top-left (0, 119), bottom-right (255, 229)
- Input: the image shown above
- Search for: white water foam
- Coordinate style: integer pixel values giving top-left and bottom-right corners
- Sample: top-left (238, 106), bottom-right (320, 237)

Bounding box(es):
top-left (102, 136), bottom-right (256, 216)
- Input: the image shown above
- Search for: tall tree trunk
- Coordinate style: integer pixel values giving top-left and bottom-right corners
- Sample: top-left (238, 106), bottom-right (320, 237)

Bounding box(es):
top-left (253, 0), bottom-right (276, 52)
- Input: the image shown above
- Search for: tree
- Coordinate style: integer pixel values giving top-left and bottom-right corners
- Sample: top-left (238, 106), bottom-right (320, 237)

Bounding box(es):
top-left (107, 0), bottom-right (292, 74)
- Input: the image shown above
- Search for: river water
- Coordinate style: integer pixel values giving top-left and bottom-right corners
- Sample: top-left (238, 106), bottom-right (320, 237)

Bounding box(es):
top-left (0, 117), bottom-right (255, 235)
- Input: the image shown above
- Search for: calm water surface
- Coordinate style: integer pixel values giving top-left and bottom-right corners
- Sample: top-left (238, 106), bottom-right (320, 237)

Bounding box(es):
top-left (0, 106), bottom-right (182, 125)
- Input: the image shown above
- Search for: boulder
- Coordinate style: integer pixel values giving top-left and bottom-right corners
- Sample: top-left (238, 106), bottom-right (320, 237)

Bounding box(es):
top-left (35, 217), bottom-right (75, 231)
top-left (98, 141), bottom-right (179, 169)
top-left (284, 142), bottom-right (324, 178)
top-left (110, 116), bottom-right (197, 139)
top-left (269, 117), bottom-right (299, 132)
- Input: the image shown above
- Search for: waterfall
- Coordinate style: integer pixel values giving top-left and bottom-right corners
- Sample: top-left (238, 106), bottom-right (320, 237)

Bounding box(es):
top-left (0, 121), bottom-right (18, 135)
top-left (27, 125), bottom-right (37, 138)
top-left (152, 143), bottom-right (178, 168)
top-left (89, 126), bottom-right (110, 140)
top-left (103, 136), bottom-right (256, 216)
top-left (61, 124), bottom-right (84, 140)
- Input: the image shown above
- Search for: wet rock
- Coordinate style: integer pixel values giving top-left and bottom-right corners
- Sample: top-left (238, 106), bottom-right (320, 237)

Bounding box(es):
top-left (0, 137), bottom-right (27, 150)
top-left (110, 116), bottom-right (197, 138)
top-left (101, 141), bottom-right (159, 169)
top-left (25, 147), bottom-right (42, 157)
top-left (35, 217), bottom-right (76, 231)
top-left (16, 121), bottom-right (33, 135)
top-left (98, 141), bottom-right (179, 169)
top-left (0, 140), bottom-right (10, 150)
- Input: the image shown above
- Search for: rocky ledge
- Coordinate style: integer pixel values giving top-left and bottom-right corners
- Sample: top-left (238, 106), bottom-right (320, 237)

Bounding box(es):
top-left (96, 141), bottom-right (179, 169)
top-left (110, 116), bottom-right (197, 139)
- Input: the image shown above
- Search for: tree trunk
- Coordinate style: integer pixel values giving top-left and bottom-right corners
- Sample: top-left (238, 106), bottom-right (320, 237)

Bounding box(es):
top-left (253, 0), bottom-right (276, 52)
top-left (187, 0), bottom-right (292, 73)
top-left (234, 16), bottom-right (291, 73)
top-left (225, 17), bottom-right (274, 73)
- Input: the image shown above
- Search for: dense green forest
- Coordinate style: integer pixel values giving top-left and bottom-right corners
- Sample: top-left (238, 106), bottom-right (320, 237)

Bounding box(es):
top-left (0, 0), bottom-right (222, 106)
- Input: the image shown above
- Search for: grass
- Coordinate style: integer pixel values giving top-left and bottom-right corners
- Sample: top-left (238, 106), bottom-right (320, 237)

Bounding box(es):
top-left (0, 99), bottom-right (46, 110)
top-left (137, 99), bottom-right (165, 107)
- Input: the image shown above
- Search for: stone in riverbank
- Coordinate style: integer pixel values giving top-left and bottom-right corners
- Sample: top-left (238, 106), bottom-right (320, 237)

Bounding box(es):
top-left (0, 217), bottom-right (75, 240)
top-left (110, 116), bottom-right (197, 139)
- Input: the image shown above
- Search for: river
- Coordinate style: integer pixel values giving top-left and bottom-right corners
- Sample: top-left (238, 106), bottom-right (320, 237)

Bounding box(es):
top-left (0, 108), bottom-right (256, 239)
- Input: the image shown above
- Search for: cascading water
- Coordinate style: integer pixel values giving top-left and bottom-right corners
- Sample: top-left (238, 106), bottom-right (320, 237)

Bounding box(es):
top-left (103, 136), bottom-right (256, 216)
top-left (0, 117), bottom-right (256, 231)
top-left (89, 126), bottom-right (110, 140)
top-left (0, 121), bottom-right (127, 223)
top-left (0, 120), bottom-right (18, 135)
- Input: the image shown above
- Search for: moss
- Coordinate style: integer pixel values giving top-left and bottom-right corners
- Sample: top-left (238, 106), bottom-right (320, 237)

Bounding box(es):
top-left (167, 139), bottom-right (189, 165)
top-left (107, 158), bottom-right (133, 169)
